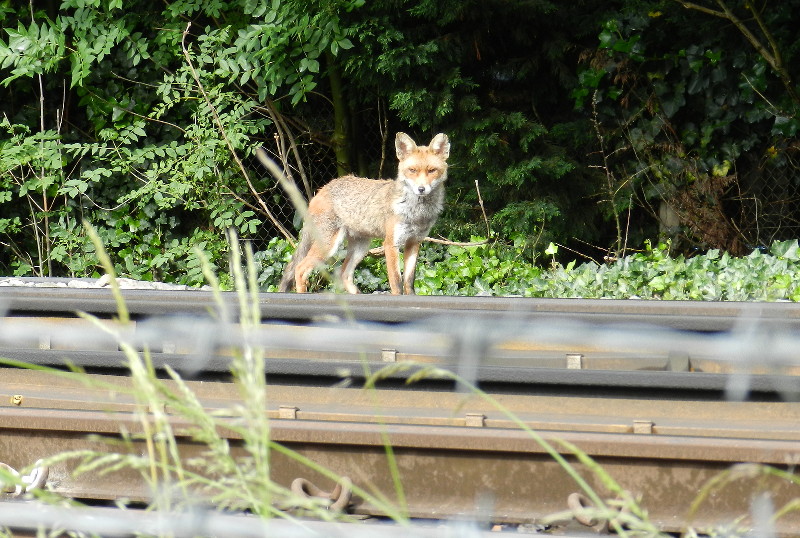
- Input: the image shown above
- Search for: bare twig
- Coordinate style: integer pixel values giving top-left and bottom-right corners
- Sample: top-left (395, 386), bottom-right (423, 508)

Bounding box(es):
top-left (474, 179), bottom-right (491, 239)
top-left (30, 0), bottom-right (52, 276)
top-left (590, 90), bottom-right (624, 257)
top-left (261, 99), bottom-right (312, 200)
top-left (555, 242), bottom-right (598, 263)
top-left (623, 193), bottom-right (632, 258)
top-left (377, 98), bottom-right (388, 178)
top-left (672, 0), bottom-right (723, 18)
top-left (425, 237), bottom-right (490, 247)
top-left (254, 149), bottom-right (305, 248)
top-left (365, 237), bottom-right (490, 258)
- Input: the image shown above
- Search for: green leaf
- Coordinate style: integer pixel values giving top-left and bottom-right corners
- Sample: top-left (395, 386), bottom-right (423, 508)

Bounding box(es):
top-left (770, 240), bottom-right (800, 261)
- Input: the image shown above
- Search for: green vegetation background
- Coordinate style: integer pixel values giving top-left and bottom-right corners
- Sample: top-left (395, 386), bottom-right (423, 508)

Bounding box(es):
top-left (2, 0), bottom-right (799, 295)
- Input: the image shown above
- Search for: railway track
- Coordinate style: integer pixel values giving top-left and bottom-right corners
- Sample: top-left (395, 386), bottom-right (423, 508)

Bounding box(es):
top-left (2, 281), bottom-right (800, 535)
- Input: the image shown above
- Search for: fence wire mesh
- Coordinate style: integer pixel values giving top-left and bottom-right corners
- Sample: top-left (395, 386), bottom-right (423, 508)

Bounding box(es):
top-left (739, 146), bottom-right (800, 247)
top-left (244, 96), bottom-right (389, 249)
top-left (244, 100), bottom-right (800, 256)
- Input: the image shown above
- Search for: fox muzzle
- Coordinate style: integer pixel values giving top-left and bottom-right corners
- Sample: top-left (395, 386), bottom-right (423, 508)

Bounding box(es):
top-left (405, 178), bottom-right (433, 196)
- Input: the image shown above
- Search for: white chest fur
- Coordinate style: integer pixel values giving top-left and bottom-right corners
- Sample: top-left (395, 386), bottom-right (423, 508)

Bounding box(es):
top-left (391, 187), bottom-right (444, 247)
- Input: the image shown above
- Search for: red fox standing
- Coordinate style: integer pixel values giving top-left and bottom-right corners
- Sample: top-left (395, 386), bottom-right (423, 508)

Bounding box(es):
top-left (279, 132), bottom-right (450, 294)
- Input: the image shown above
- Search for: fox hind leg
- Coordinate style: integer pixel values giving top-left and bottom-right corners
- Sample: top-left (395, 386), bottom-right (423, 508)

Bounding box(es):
top-left (293, 227), bottom-right (344, 293)
top-left (279, 230), bottom-right (309, 292)
top-left (293, 251), bottom-right (323, 293)
top-left (339, 235), bottom-right (370, 294)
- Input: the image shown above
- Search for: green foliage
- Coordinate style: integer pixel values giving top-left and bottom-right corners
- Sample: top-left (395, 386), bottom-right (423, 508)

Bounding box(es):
top-left (342, 0), bottom-right (599, 244)
top-left (573, 1), bottom-right (800, 252)
top-left (532, 240), bottom-right (797, 301)
top-left (0, 0), bottom-right (351, 281)
top-left (413, 239), bottom-right (542, 296)
top-left (538, 239), bottom-right (800, 301)
top-left (253, 237), bottom-right (294, 289)
top-left (256, 238), bottom-right (800, 301)
top-left (227, 0), bottom-right (358, 104)
top-left (0, 19), bottom-right (65, 84)
top-left (2, 0), bottom-right (800, 283)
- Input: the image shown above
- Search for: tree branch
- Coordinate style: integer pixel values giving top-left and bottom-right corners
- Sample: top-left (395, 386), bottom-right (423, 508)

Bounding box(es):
top-left (673, 0), bottom-right (725, 18)
top-left (673, 0), bottom-right (799, 104)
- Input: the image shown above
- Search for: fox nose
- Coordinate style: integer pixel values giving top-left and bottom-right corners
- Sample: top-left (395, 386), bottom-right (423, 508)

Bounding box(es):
top-left (417, 186), bottom-right (426, 194)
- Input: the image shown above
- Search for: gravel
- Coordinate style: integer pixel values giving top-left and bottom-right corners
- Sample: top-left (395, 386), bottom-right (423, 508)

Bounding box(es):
top-left (0, 276), bottom-right (205, 291)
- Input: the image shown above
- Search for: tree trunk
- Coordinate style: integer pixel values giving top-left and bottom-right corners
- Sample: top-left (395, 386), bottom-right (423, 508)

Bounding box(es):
top-left (327, 52), bottom-right (351, 176)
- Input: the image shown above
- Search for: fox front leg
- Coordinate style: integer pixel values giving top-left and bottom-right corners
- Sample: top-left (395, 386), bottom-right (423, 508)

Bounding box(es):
top-left (402, 240), bottom-right (421, 295)
top-left (383, 243), bottom-right (403, 295)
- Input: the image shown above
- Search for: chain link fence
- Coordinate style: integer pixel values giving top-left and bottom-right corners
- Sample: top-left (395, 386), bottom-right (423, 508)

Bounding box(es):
top-left (242, 98), bottom-right (800, 256)
top-left (243, 96), bottom-right (390, 250)
top-left (739, 145), bottom-right (800, 247)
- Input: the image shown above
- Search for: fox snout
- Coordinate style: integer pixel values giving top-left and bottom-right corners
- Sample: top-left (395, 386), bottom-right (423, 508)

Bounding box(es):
top-left (408, 180), bottom-right (432, 196)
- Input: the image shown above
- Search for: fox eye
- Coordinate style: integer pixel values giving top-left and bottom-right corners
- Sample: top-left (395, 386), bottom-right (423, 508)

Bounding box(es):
top-left (427, 168), bottom-right (437, 174)
top-left (408, 167), bottom-right (418, 174)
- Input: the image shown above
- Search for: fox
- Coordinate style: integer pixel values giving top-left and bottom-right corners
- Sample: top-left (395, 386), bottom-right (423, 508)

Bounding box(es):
top-left (278, 132), bottom-right (450, 295)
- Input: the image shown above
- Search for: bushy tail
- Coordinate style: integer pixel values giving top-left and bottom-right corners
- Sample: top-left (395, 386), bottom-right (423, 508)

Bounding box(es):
top-left (278, 230), bottom-right (312, 292)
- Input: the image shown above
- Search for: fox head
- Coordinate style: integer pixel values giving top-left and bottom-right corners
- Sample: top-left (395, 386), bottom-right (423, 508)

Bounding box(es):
top-left (395, 132), bottom-right (450, 196)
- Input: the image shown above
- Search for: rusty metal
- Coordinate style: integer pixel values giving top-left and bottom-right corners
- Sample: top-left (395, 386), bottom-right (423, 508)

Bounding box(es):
top-left (567, 493), bottom-right (605, 530)
top-left (566, 492), bottom-right (632, 534)
top-left (1, 367), bottom-right (799, 533)
top-left (2, 405), bottom-right (799, 532)
top-left (2, 369), bottom-right (800, 441)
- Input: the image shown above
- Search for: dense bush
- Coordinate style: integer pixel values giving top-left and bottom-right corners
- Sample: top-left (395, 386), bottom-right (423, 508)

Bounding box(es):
top-left (256, 239), bottom-right (800, 301)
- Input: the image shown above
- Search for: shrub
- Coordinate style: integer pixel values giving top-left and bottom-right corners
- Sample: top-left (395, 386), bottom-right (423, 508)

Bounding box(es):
top-left (256, 238), bottom-right (800, 301)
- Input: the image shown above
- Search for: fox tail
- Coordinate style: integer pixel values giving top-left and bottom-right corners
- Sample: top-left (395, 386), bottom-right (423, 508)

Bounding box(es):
top-left (278, 230), bottom-right (311, 292)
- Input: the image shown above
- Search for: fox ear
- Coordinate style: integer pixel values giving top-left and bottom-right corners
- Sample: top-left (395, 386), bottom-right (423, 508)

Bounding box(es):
top-left (429, 133), bottom-right (450, 159)
top-left (395, 132), bottom-right (417, 160)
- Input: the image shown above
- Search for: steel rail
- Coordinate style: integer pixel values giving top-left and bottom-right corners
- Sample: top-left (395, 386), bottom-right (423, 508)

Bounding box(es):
top-left (3, 298), bottom-right (800, 395)
top-left (1, 370), bottom-right (799, 533)
top-left (5, 282), bottom-right (800, 330)
top-left (2, 348), bottom-right (799, 395)
top-left (3, 282), bottom-right (800, 533)
top-left (0, 502), bottom-right (537, 538)
top-left (3, 310), bottom-right (800, 392)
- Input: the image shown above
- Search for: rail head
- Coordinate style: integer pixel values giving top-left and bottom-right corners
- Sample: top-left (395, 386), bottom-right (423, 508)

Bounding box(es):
top-left (6, 283), bottom-right (800, 331)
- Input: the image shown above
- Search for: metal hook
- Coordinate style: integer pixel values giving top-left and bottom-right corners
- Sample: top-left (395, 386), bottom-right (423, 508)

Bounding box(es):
top-left (567, 492), bottom-right (609, 533)
top-left (22, 461), bottom-right (50, 491)
top-left (291, 477), bottom-right (353, 513)
top-left (567, 492), bottom-right (632, 534)
top-left (1, 461), bottom-right (49, 497)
